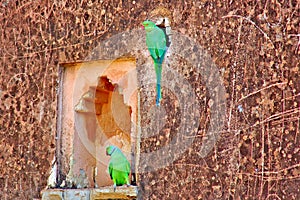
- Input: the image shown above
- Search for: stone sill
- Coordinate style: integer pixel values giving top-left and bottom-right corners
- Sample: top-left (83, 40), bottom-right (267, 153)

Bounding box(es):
top-left (42, 186), bottom-right (138, 200)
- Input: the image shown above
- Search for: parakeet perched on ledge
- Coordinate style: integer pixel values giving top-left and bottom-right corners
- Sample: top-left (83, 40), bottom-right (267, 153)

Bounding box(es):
top-left (142, 20), bottom-right (167, 106)
top-left (106, 145), bottom-right (130, 192)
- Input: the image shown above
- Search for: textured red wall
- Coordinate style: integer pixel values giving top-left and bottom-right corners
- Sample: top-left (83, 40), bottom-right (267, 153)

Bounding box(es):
top-left (0, 0), bottom-right (299, 199)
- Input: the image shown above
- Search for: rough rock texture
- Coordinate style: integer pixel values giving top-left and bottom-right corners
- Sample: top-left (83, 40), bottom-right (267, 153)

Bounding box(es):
top-left (0, 0), bottom-right (299, 199)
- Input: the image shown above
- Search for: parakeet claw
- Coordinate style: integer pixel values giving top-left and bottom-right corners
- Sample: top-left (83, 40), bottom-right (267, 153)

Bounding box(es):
top-left (113, 184), bottom-right (116, 192)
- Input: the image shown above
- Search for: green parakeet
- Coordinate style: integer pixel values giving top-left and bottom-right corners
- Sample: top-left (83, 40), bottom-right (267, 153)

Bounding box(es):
top-left (106, 145), bottom-right (130, 191)
top-left (142, 20), bottom-right (167, 106)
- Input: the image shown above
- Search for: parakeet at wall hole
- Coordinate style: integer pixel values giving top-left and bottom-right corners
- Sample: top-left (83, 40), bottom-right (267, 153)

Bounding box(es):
top-left (142, 20), bottom-right (167, 106)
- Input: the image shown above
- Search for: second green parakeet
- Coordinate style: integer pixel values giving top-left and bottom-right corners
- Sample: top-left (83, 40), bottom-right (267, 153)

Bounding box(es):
top-left (106, 145), bottom-right (130, 191)
top-left (142, 20), bottom-right (167, 106)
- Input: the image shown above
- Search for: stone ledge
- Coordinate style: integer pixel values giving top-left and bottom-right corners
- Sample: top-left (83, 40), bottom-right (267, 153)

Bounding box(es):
top-left (42, 186), bottom-right (138, 200)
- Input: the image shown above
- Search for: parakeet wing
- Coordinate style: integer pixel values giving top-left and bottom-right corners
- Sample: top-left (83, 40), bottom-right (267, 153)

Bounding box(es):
top-left (146, 26), bottom-right (166, 63)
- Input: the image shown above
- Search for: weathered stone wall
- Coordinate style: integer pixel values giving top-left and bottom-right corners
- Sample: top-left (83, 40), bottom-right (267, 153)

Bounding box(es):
top-left (0, 0), bottom-right (299, 199)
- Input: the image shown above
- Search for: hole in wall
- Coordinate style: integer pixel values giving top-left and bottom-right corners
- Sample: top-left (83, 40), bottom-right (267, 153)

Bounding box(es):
top-left (56, 58), bottom-right (138, 189)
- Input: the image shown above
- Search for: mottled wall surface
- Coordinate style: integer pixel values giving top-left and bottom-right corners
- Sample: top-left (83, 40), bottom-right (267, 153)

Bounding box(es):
top-left (0, 0), bottom-right (299, 199)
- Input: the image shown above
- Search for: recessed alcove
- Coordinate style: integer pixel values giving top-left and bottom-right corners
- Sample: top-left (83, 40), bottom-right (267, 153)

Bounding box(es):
top-left (74, 75), bottom-right (133, 188)
top-left (50, 58), bottom-right (138, 197)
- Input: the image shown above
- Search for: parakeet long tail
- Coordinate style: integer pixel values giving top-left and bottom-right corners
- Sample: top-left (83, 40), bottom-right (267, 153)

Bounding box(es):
top-left (154, 62), bottom-right (162, 106)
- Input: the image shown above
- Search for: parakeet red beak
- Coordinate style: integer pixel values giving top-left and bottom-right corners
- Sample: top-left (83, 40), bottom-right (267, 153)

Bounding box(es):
top-left (141, 21), bottom-right (147, 29)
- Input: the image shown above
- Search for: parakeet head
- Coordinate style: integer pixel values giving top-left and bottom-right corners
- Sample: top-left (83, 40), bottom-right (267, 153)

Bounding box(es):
top-left (106, 145), bottom-right (117, 156)
top-left (142, 20), bottom-right (157, 32)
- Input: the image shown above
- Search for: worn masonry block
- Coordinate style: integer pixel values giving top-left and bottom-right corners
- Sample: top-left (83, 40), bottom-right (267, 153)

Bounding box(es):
top-left (42, 189), bottom-right (63, 200)
top-left (64, 189), bottom-right (90, 200)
